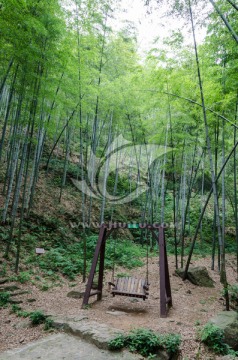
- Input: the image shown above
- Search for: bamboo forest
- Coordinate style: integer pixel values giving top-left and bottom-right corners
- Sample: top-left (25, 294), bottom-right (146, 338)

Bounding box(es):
top-left (1, 0), bottom-right (238, 359)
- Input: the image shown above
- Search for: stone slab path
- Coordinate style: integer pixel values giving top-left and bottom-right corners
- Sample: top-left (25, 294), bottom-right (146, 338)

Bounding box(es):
top-left (0, 333), bottom-right (141, 360)
top-left (0, 316), bottom-right (143, 360)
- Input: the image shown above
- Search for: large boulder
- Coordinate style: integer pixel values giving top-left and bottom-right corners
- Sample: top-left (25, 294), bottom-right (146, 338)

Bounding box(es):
top-left (175, 266), bottom-right (214, 287)
top-left (210, 311), bottom-right (238, 350)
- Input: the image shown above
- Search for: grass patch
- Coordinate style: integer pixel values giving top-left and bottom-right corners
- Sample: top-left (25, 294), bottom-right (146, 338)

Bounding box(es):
top-left (11, 304), bottom-right (30, 318)
top-left (10, 271), bottom-right (31, 283)
top-left (0, 292), bottom-right (10, 308)
top-left (11, 305), bottom-right (53, 330)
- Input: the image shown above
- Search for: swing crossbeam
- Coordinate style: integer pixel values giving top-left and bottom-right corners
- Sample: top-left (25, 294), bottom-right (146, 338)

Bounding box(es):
top-left (82, 223), bottom-right (172, 318)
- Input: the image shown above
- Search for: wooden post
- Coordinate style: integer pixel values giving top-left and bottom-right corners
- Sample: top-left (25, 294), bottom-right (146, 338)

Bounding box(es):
top-left (159, 226), bottom-right (167, 318)
top-left (164, 233), bottom-right (172, 308)
top-left (82, 224), bottom-right (107, 307)
top-left (97, 234), bottom-right (106, 301)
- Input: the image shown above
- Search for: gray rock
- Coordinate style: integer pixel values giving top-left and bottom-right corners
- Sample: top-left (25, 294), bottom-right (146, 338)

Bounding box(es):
top-left (106, 311), bottom-right (127, 316)
top-left (129, 298), bottom-right (139, 303)
top-left (67, 290), bottom-right (84, 299)
top-left (50, 315), bottom-right (88, 330)
top-left (175, 266), bottom-right (214, 287)
top-left (50, 316), bottom-right (124, 349)
top-left (13, 319), bottom-right (31, 329)
top-left (210, 311), bottom-right (238, 350)
top-left (66, 321), bottom-right (124, 349)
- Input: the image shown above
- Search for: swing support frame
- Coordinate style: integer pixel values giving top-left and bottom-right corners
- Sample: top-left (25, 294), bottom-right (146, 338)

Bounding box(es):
top-left (82, 223), bottom-right (172, 318)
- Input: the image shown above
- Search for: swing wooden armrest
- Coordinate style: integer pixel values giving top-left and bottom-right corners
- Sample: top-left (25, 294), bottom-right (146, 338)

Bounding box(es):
top-left (108, 281), bottom-right (115, 287)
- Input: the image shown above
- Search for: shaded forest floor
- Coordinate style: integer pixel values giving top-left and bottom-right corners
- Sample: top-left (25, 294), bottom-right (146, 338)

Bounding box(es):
top-left (0, 254), bottom-right (237, 359)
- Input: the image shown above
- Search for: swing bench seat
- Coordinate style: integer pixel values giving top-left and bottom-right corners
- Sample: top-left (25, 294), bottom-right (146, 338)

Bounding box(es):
top-left (109, 277), bottom-right (149, 300)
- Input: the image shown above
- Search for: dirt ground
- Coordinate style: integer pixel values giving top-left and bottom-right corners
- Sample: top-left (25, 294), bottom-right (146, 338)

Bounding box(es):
top-left (0, 255), bottom-right (237, 359)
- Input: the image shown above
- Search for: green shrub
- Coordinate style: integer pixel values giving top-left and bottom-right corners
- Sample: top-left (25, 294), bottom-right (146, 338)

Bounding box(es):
top-left (0, 263), bottom-right (7, 277)
top-left (108, 328), bottom-right (181, 358)
top-left (126, 329), bottom-right (161, 357)
top-left (116, 272), bottom-right (130, 278)
top-left (8, 271), bottom-right (32, 283)
top-left (229, 284), bottom-right (238, 307)
top-left (0, 292), bottom-right (10, 308)
top-left (17, 310), bottom-right (30, 317)
top-left (44, 318), bottom-right (53, 331)
top-left (199, 323), bottom-right (229, 355)
top-left (30, 310), bottom-right (47, 325)
top-left (40, 282), bottom-right (50, 291)
top-left (11, 304), bottom-right (22, 313)
top-left (107, 333), bottom-right (126, 350)
top-left (17, 271), bottom-right (31, 283)
top-left (162, 333), bottom-right (181, 355)
top-left (12, 306), bottom-right (52, 328)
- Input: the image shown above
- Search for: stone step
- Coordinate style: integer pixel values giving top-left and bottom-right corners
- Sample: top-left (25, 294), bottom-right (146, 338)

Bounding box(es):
top-left (0, 333), bottom-right (141, 360)
top-left (50, 315), bottom-right (123, 350)
top-left (47, 316), bottom-right (175, 359)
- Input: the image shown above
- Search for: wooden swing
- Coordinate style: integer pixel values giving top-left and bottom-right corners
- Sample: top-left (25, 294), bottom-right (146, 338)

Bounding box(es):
top-left (82, 223), bottom-right (172, 318)
top-left (109, 277), bottom-right (149, 300)
top-left (108, 227), bottom-right (150, 300)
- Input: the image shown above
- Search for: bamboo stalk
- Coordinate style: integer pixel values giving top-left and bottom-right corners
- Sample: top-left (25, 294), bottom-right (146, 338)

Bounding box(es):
top-left (186, 3), bottom-right (228, 310)
top-left (209, 0), bottom-right (238, 45)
